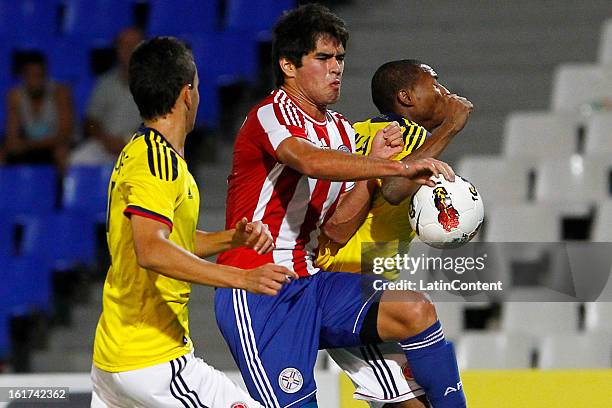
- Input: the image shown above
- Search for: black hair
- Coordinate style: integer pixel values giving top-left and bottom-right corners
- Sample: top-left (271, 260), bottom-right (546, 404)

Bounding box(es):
top-left (128, 36), bottom-right (195, 121)
top-left (272, 3), bottom-right (348, 88)
top-left (14, 50), bottom-right (46, 76)
top-left (371, 59), bottom-right (424, 114)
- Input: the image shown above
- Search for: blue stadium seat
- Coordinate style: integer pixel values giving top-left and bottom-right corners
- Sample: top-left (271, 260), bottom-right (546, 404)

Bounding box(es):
top-left (0, 256), bottom-right (52, 314)
top-left (63, 165), bottom-right (113, 222)
top-left (147, 0), bottom-right (219, 36)
top-left (62, 0), bottom-right (133, 41)
top-left (225, 0), bottom-right (295, 32)
top-left (19, 213), bottom-right (97, 271)
top-left (0, 0), bottom-right (62, 39)
top-left (0, 166), bottom-right (57, 215)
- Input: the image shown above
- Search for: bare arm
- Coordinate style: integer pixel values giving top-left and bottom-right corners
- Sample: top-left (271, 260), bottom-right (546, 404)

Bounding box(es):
top-left (320, 179), bottom-right (378, 244)
top-left (321, 122), bottom-right (404, 244)
top-left (131, 215), bottom-right (296, 295)
top-left (195, 218), bottom-right (274, 258)
top-left (4, 89), bottom-right (23, 153)
top-left (84, 117), bottom-right (128, 154)
top-left (382, 94), bottom-right (473, 205)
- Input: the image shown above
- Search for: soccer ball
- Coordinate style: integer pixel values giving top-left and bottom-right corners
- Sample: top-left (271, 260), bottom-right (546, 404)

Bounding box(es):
top-left (408, 175), bottom-right (484, 249)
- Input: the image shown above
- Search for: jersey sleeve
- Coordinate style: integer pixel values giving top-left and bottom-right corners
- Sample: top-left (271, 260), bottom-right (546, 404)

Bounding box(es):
top-left (256, 103), bottom-right (310, 158)
top-left (394, 121), bottom-right (429, 161)
top-left (120, 142), bottom-right (180, 230)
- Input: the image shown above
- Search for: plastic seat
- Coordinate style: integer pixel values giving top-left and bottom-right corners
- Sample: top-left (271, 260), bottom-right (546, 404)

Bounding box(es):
top-left (501, 299), bottom-right (580, 338)
top-left (457, 155), bottom-right (533, 206)
top-left (550, 63), bottom-right (612, 113)
top-left (534, 155), bottom-right (612, 210)
top-left (0, 0), bottom-right (61, 39)
top-left (62, 164), bottom-right (113, 222)
top-left (538, 333), bottom-right (611, 369)
top-left (503, 111), bottom-right (580, 159)
top-left (457, 332), bottom-right (533, 369)
top-left (585, 111), bottom-right (612, 155)
top-left (0, 166), bottom-right (57, 215)
top-left (225, 0), bottom-right (295, 32)
top-left (591, 200), bottom-right (612, 241)
top-left (19, 213), bottom-right (97, 270)
top-left (147, 0), bottom-right (218, 36)
top-left (599, 18), bottom-right (612, 65)
top-left (484, 204), bottom-right (561, 242)
top-left (0, 256), bottom-right (52, 313)
top-left (584, 302), bottom-right (612, 333)
top-left (62, 0), bottom-right (133, 40)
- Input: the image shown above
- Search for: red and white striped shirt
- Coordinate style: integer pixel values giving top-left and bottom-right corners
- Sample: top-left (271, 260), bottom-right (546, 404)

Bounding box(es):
top-left (217, 89), bottom-right (356, 277)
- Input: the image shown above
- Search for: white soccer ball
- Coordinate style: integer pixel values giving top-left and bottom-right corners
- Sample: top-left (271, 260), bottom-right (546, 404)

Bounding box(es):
top-left (408, 175), bottom-right (484, 249)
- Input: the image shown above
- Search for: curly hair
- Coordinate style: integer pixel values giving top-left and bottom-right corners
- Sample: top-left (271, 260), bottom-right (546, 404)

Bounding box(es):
top-left (272, 3), bottom-right (348, 88)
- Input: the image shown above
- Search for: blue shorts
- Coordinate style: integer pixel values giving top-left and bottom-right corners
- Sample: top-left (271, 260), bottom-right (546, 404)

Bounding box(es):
top-left (214, 272), bottom-right (381, 407)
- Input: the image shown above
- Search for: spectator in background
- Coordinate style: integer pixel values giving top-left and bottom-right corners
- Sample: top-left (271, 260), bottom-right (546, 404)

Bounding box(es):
top-left (0, 51), bottom-right (74, 174)
top-left (70, 27), bottom-right (144, 165)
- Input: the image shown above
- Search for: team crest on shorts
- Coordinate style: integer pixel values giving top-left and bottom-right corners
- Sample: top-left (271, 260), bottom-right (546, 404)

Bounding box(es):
top-left (231, 403), bottom-right (248, 408)
top-left (278, 367), bottom-right (303, 394)
top-left (402, 363), bottom-right (414, 381)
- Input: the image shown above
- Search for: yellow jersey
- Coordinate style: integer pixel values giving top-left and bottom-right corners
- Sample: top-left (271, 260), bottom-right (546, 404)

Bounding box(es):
top-left (93, 126), bottom-right (200, 372)
top-left (317, 114), bottom-right (428, 275)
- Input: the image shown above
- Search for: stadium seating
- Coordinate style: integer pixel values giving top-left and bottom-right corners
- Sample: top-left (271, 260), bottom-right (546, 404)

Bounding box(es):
top-left (61, 0), bottom-right (133, 40)
top-left (457, 333), bottom-right (533, 369)
top-left (534, 154), bottom-right (612, 210)
top-left (584, 302), bottom-right (612, 333)
top-left (585, 111), bottom-right (612, 154)
top-left (484, 204), bottom-right (561, 242)
top-left (502, 111), bottom-right (580, 159)
top-left (147, 0), bottom-right (218, 36)
top-left (19, 213), bottom-right (97, 271)
top-left (0, 256), bottom-right (52, 313)
top-left (62, 165), bottom-right (114, 223)
top-left (225, 0), bottom-right (295, 33)
top-left (598, 18), bottom-right (612, 65)
top-left (457, 155), bottom-right (533, 206)
top-left (501, 300), bottom-right (580, 338)
top-left (538, 333), bottom-right (612, 368)
top-left (0, 0), bottom-right (61, 39)
top-left (0, 166), bottom-right (57, 215)
top-left (550, 63), bottom-right (612, 113)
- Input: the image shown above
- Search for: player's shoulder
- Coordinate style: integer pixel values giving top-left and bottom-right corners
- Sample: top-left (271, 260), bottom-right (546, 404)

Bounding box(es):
top-left (121, 127), bottom-right (182, 182)
top-left (251, 89), bottom-right (306, 128)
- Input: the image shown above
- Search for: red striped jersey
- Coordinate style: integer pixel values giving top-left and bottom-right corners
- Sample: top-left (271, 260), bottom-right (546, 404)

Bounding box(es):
top-left (217, 89), bottom-right (356, 277)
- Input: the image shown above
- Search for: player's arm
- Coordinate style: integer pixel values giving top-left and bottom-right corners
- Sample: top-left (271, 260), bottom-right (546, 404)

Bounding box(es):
top-left (195, 218), bottom-right (274, 258)
top-left (131, 215), bottom-right (296, 295)
top-left (381, 94), bottom-right (473, 205)
top-left (321, 122), bottom-right (404, 244)
top-left (276, 135), bottom-right (452, 185)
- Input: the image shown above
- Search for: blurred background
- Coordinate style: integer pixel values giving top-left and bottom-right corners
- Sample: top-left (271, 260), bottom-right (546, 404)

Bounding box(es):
top-left (0, 0), bottom-right (611, 406)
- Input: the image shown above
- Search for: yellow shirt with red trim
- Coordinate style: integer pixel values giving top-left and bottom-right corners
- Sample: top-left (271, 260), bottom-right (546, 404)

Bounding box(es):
top-left (317, 114), bottom-right (428, 277)
top-left (93, 126), bottom-right (200, 372)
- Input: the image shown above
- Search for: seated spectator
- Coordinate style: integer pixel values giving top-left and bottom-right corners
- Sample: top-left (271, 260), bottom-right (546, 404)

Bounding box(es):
top-left (70, 27), bottom-right (144, 165)
top-left (1, 51), bottom-right (74, 174)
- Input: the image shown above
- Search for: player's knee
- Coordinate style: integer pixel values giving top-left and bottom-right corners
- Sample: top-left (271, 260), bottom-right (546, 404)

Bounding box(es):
top-left (378, 291), bottom-right (437, 339)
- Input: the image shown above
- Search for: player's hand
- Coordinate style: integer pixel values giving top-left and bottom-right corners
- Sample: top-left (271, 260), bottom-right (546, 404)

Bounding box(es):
top-left (243, 263), bottom-right (298, 296)
top-left (370, 121), bottom-right (404, 159)
top-left (400, 157), bottom-right (455, 186)
top-left (232, 217), bottom-right (275, 255)
top-left (442, 94), bottom-right (473, 134)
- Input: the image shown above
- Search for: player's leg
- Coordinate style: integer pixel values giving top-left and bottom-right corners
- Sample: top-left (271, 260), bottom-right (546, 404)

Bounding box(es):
top-left (214, 282), bottom-right (323, 407)
top-left (374, 290), bottom-right (466, 408)
top-left (327, 345), bottom-right (429, 408)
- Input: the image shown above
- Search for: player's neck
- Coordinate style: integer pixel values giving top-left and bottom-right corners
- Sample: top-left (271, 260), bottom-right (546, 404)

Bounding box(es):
top-left (281, 85), bottom-right (327, 122)
top-left (143, 117), bottom-right (187, 157)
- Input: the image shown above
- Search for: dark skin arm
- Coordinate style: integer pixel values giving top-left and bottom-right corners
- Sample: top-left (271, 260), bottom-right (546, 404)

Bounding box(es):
top-left (382, 94), bottom-right (473, 205)
top-left (321, 122), bottom-right (404, 244)
top-left (194, 218), bottom-right (274, 258)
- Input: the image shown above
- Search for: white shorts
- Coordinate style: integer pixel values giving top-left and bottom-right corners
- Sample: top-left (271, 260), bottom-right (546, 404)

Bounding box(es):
top-left (328, 343), bottom-right (426, 407)
top-left (91, 353), bottom-right (262, 408)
